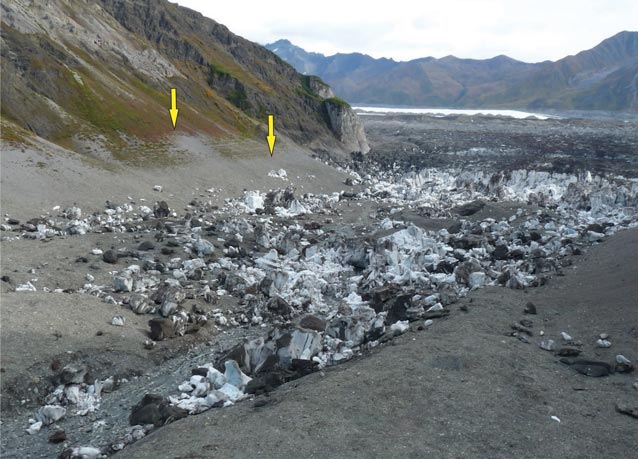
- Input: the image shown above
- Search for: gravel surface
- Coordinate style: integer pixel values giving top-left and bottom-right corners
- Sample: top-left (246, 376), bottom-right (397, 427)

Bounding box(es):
top-left (361, 113), bottom-right (638, 176)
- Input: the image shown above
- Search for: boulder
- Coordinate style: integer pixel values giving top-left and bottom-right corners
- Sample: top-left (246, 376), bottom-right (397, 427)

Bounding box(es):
top-left (154, 201), bottom-right (170, 218)
top-left (129, 394), bottom-right (187, 426)
top-left (58, 363), bottom-right (87, 385)
top-left (299, 314), bottom-right (327, 332)
top-left (137, 241), bottom-right (155, 251)
top-left (102, 250), bottom-right (118, 264)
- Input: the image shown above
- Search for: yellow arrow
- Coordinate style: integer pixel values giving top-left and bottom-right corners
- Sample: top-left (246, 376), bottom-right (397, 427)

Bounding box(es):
top-left (266, 114), bottom-right (276, 156)
top-left (169, 88), bottom-right (179, 129)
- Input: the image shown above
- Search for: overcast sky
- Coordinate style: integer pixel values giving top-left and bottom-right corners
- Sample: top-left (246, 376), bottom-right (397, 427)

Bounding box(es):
top-left (175, 0), bottom-right (637, 63)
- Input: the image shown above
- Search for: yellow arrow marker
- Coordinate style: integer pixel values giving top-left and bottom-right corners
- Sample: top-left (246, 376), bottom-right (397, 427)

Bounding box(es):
top-left (266, 114), bottom-right (276, 156)
top-left (169, 88), bottom-right (179, 129)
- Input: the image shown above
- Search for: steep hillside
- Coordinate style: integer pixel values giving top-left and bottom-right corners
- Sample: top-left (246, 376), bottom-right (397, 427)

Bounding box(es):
top-left (267, 39), bottom-right (400, 102)
top-left (0, 0), bottom-right (369, 157)
top-left (267, 32), bottom-right (638, 112)
top-left (506, 31), bottom-right (638, 110)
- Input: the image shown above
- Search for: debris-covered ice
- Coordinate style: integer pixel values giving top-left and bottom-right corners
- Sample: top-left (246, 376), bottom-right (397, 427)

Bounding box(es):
top-left (169, 359), bottom-right (251, 414)
top-left (5, 163), bottom-right (638, 456)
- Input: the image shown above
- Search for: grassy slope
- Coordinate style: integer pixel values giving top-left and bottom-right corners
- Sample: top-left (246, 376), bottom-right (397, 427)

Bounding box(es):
top-left (0, 0), bottom-right (342, 161)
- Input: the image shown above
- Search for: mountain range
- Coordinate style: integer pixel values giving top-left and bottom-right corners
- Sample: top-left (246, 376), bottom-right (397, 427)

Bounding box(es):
top-left (0, 0), bottom-right (368, 157)
top-left (266, 32), bottom-right (638, 112)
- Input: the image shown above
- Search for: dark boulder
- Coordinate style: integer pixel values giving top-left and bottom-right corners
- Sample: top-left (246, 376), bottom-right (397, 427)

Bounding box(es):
top-left (299, 314), bottom-right (327, 332)
top-left (137, 241), bottom-right (155, 251)
top-left (129, 394), bottom-right (187, 426)
top-left (102, 250), bottom-right (118, 264)
top-left (154, 201), bottom-right (170, 218)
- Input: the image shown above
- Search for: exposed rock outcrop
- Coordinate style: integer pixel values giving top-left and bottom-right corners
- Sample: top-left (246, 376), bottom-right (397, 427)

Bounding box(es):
top-left (322, 98), bottom-right (370, 154)
top-left (303, 75), bottom-right (335, 99)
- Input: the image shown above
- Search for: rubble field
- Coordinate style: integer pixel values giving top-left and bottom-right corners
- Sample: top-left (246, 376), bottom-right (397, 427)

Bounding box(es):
top-left (1, 113), bottom-right (637, 458)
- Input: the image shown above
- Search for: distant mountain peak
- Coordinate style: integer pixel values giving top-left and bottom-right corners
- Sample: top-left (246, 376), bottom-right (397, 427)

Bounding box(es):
top-left (267, 32), bottom-right (638, 112)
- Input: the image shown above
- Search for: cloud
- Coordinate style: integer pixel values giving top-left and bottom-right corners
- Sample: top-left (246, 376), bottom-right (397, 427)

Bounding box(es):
top-left (175, 0), bottom-right (638, 62)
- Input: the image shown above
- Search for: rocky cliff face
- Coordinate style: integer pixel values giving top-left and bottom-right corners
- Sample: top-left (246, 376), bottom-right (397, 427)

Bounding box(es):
top-left (322, 99), bottom-right (370, 154)
top-left (303, 75), bottom-right (335, 99)
top-left (0, 0), bottom-right (368, 156)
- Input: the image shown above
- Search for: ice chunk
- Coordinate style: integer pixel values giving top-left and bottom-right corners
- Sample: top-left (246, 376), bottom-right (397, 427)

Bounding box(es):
top-left (276, 329), bottom-right (322, 367)
top-left (178, 382), bottom-right (193, 393)
top-left (183, 258), bottom-right (206, 271)
top-left (113, 275), bottom-right (133, 292)
top-left (36, 405), bottom-right (66, 425)
top-left (268, 169), bottom-right (288, 180)
top-left (468, 272), bottom-right (486, 290)
top-left (218, 382), bottom-right (244, 402)
top-left (16, 282), bottom-right (37, 292)
top-left (390, 320), bottom-right (409, 335)
top-left (244, 191), bottom-right (264, 213)
top-left (206, 367), bottom-right (226, 389)
top-left (69, 446), bottom-right (103, 458)
top-left (255, 249), bottom-right (280, 270)
top-left (26, 421), bottom-right (42, 435)
top-left (205, 390), bottom-right (229, 406)
top-left (190, 379), bottom-right (210, 397)
top-left (111, 316), bottom-right (125, 326)
top-left (539, 339), bottom-right (555, 351)
top-left (596, 339), bottom-right (612, 348)
top-left (276, 199), bottom-right (307, 217)
top-left (223, 360), bottom-right (251, 390)
top-left (193, 237), bottom-right (215, 256)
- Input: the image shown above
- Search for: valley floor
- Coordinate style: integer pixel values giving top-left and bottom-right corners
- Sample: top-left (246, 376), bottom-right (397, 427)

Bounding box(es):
top-left (1, 113), bottom-right (637, 459)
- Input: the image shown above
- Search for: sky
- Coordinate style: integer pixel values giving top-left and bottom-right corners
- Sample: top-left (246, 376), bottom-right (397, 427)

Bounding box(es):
top-left (174, 0), bottom-right (637, 63)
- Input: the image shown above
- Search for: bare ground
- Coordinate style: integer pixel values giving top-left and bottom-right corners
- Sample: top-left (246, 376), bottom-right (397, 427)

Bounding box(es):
top-left (0, 134), bottom-right (349, 220)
